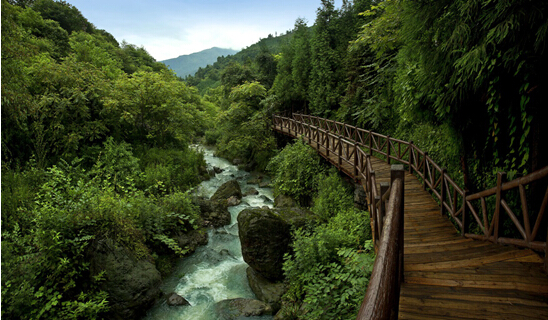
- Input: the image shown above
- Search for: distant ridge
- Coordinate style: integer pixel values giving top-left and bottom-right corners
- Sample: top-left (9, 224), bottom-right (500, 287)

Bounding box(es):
top-left (161, 47), bottom-right (238, 78)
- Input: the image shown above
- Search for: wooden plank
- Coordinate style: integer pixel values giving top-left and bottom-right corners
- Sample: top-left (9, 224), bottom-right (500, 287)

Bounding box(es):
top-left (405, 270), bottom-right (548, 286)
top-left (404, 248), bottom-right (540, 271)
top-left (399, 296), bottom-right (548, 319)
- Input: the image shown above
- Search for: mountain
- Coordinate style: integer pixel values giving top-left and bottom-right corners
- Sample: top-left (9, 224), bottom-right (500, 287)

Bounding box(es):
top-left (186, 32), bottom-right (294, 94)
top-left (161, 47), bottom-right (238, 78)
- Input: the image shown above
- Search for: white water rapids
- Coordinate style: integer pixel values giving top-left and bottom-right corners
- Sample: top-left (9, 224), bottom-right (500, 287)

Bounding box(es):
top-left (145, 146), bottom-right (275, 320)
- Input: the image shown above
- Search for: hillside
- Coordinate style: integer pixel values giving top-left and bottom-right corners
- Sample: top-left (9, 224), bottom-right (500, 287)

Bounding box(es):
top-left (185, 32), bottom-right (293, 93)
top-left (160, 47), bottom-right (238, 77)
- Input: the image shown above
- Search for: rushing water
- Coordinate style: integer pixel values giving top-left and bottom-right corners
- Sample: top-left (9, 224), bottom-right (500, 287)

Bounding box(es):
top-left (145, 146), bottom-right (275, 320)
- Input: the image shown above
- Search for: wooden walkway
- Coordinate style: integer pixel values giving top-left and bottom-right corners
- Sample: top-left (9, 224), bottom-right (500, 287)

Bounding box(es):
top-left (274, 125), bottom-right (548, 319)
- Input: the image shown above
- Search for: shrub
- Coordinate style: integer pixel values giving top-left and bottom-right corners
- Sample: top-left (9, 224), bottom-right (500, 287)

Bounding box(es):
top-left (90, 137), bottom-right (142, 194)
top-left (312, 168), bottom-right (354, 222)
top-left (1, 145), bottom-right (205, 319)
top-left (280, 169), bottom-right (373, 319)
top-left (138, 147), bottom-right (205, 194)
top-left (267, 139), bottom-right (325, 206)
top-left (282, 208), bottom-right (373, 319)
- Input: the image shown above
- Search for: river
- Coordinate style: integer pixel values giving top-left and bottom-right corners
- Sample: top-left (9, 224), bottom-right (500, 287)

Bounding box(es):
top-left (145, 146), bottom-right (275, 320)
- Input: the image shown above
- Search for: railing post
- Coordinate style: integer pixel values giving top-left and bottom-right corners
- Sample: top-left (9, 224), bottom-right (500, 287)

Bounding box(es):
top-left (462, 190), bottom-right (468, 236)
top-left (386, 136), bottom-right (391, 164)
top-left (380, 182), bottom-right (390, 232)
top-left (440, 168), bottom-right (447, 216)
top-left (545, 224), bottom-right (548, 273)
top-left (408, 141), bottom-right (414, 174)
top-left (354, 142), bottom-right (359, 181)
top-left (326, 132), bottom-right (330, 157)
top-left (494, 172), bottom-right (506, 242)
top-left (338, 135), bottom-right (342, 168)
top-left (390, 164), bottom-right (405, 285)
top-left (370, 169), bottom-right (376, 241)
top-left (369, 132), bottom-right (373, 156)
top-left (316, 127), bottom-right (320, 150)
top-left (375, 195), bottom-right (382, 244)
top-left (422, 152), bottom-right (428, 191)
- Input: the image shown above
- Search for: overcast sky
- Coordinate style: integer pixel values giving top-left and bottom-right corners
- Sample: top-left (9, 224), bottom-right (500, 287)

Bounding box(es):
top-left (67, 0), bottom-right (343, 61)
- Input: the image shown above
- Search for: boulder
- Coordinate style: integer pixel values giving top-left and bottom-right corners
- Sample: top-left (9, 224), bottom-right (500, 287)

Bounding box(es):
top-left (213, 166), bottom-right (224, 174)
top-left (227, 195), bottom-right (241, 207)
top-left (166, 292), bottom-right (190, 307)
top-left (176, 229), bottom-right (208, 253)
top-left (244, 187), bottom-right (259, 196)
top-left (272, 207), bottom-right (316, 230)
top-left (238, 208), bottom-right (291, 281)
top-left (232, 158), bottom-right (243, 165)
top-left (247, 178), bottom-right (261, 185)
top-left (215, 298), bottom-right (272, 320)
top-left (246, 267), bottom-right (287, 313)
top-left (259, 181), bottom-right (271, 188)
top-left (210, 179), bottom-right (242, 201)
top-left (259, 195), bottom-right (273, 203)
top-left (274, 194), bottom-right (298, 208)
top-left (237, 207), bottom-right (315, 281)
top-left (89, 238), bottom-right (161, 320)
top-left (192, 197), bottom-right (231, 228)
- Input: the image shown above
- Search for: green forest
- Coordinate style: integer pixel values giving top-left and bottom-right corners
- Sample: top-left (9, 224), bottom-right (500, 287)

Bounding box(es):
top-left (2, 0), bottom-right (547, 319)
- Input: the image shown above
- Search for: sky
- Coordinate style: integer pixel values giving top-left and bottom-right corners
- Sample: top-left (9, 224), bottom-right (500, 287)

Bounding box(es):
top-left (66, 0), bottom-right (343, 61)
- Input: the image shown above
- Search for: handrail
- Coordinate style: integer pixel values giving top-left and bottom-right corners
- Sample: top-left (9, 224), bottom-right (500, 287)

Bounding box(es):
top-left (271, 113), bottom-right (548, 319)
top-left (356, 169), bottom-right (404, 320)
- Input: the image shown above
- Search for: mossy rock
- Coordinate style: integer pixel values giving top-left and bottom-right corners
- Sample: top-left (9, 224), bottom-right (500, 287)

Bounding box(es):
top-left (211, 179), bottom-right (242, 201)
top-left (237, 206), bottom-right (316, 281)
top-left (274, 194), bottom-right (298, 208)
top-left (89, 238), bottom-right (161, 320)
top-left (215, 298), bottom-right (272, 320)
top-left (246, 267), bottom-right (287, 313)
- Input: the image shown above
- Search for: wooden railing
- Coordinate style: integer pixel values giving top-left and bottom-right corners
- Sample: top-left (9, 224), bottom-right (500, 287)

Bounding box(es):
top-left (356, 165), bottom-right (405, 320)
top-left (272, 113), bottom-right (548, 319)
top-left (273, 113), bottom-right (548, 252)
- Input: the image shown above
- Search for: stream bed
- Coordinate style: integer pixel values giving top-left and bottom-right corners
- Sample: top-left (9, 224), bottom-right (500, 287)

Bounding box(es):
top-left (145, 146), bottom-right (275, 320)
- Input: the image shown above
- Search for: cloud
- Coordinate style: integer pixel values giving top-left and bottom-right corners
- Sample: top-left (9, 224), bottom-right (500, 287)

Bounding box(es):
top-left (65, 0), bottom-right (336, 61)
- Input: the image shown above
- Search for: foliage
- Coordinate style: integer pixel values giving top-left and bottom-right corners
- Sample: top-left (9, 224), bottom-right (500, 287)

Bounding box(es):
top-left (32, 0), bottom-right (94, 35)
top-left (1, 2), bottom-right (214, 318)
top-left (271, 18), bottom-right (311, 112)
top-left (212, 81), bottom-right (277, 170)
top-left (26, 55), bottom-right (110, 167)
top-left (282, 203), bottom-right (373, 319)
top-left (1, 150), bottom-right (202, 319)
top-left (103, 70), bottom-right (209, 148)
top-left (186, 33), bottom-right (291, 93)
top-left (138, 147), bottom-right (206, 195)
top-left (312, 168), bottom-right (354, 222)
top-left (267, 139), bottom-right (325, 206)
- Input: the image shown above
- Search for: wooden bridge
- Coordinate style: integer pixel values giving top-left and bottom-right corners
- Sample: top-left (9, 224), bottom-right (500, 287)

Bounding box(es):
top-left (272, 113), bottom-right (548, 320)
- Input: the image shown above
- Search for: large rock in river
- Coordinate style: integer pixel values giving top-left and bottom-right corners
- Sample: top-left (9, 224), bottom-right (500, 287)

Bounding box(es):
top-left (246, 267), bottom-right (287, 313)
top-left (89, 238), bottom-right (161, 320)
top-left (274, 194), bottom-right (298, 208)
top-left (192, 196), bottom-right (231, 228)
top-left (237, 207), bottom-right (315, 281)
top-left (210, 179), bottom-right (242, 201)
top-left (215, 298), bottom-right (272, 320)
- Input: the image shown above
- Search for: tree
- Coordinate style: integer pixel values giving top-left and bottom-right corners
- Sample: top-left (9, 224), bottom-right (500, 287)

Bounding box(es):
top-left (31, 0), bottom-right (94, 34)
top-left (254, 44), bottom-right (278, 89)
top-left (398, 0), bottom-right (548, 184)
top-left (291, 18), bottom-right (312, 109)
top-left (25, 56), bottom-right (109, 166)
top-left (220, 61), bottom-right (255, 95)
top-left (103, 71), bottom-right (206, 148)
